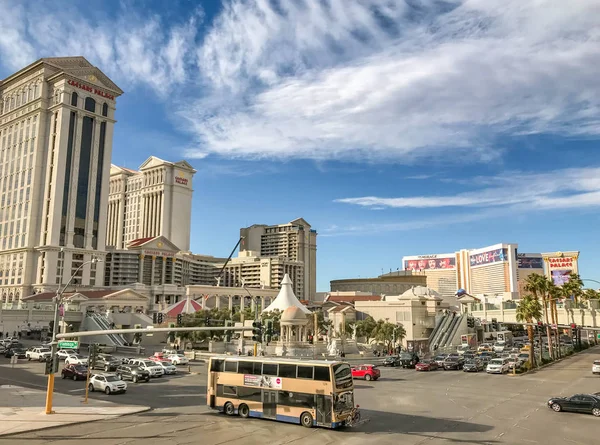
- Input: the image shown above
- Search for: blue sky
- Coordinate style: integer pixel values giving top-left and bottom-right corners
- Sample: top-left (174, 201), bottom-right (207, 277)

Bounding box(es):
top-left (1, 0), bottom-right (600, 291)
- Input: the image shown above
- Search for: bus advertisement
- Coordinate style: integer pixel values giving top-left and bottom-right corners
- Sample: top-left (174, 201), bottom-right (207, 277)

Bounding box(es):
top-left (207, 356), bottom-right (358, 429)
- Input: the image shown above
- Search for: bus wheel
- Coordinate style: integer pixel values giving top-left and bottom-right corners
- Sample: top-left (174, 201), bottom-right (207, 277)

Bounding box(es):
top-left (239, 404), bottom-right (250, 418)
top-left (300, 412), bottom-right (314, 428)
top-left (224, 402), bottom-right (235, 416)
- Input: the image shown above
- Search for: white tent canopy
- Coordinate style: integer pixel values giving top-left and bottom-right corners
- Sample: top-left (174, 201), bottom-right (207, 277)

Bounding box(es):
top-left (262, 274), bottom-right (311, 314)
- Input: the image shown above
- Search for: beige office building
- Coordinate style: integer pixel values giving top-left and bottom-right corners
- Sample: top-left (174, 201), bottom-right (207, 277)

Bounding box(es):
top-left (240, 218), bottom-right (316, 300)
top-left (107, 157), bottom-right (196, 251)
top-left (0, 57), bottom-right (122, 303)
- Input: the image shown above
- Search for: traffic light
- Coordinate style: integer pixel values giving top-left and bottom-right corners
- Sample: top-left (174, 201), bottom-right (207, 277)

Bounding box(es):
top-left (467, 317), bottom-right (475, 328)
top-left (205, 316), bottom-right (210, 325)
top-left (224, 320), bottom-right (232, 342)
top-left (536, 321), bottom-right (543, 335)
top-left (157, 313), bottom-right (164, 324)
top-left (44, 355), bottom-right (58, 375)
top-left (168, 323), bottom-right (176, 343)
top-left (570, 323), bottom-right (577, 341)
top-left (88, 343), bottom-right (99, 368)
top-left (491, 318), bottom-right (498, 331)
top-left (153, 313), bottom-right (158, 324)
top-left (252, 320), bottom-right (263, 343)
top-left (265, 319), bottom-right (274, 343)
top-left (177, 314), bottom-right (183, 326)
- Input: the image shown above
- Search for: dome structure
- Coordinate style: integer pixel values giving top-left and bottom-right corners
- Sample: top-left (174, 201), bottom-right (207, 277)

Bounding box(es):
top-left (281, 306), bottom-right (309, 325)
top-left (262, 274), bottom-right (311, 314)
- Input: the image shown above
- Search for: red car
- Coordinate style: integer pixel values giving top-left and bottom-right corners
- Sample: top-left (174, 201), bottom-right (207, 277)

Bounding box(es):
top-left (415, 360), bottom-right (439, 371)
top-left (351, 364), bottom-right (380, 381)
top-left (148, 353), bottom-right (172, 363)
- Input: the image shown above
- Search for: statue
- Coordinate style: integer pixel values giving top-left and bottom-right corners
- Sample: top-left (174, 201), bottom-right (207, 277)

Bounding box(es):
top-left (350, 323), bottom-right (357, 341)
top-left (215, 277), bottom-right (221, 287)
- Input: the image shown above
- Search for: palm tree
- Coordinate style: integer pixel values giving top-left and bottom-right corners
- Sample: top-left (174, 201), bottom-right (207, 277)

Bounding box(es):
top-left (524, 273), bottom-right (555, 358)
top-left (562, 273), bottom-right (584, 305)
top-left (516, 295), bottom-right (543, 368)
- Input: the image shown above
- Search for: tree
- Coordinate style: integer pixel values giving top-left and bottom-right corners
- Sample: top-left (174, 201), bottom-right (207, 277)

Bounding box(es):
top-left (524, 273), bottom-right (555, 358)
top-left (355, 316), bottom-right (377, 343)
top-left (562, 273), bottom-right (584, 305)
top-left (372, 320), bottom-right (405, 351)
top-left (583, 288), bottom-right (600, 301)
top-left (516, 295), bottom-right (542, 368)
top-left (261, 309), bottom-right (282, 339)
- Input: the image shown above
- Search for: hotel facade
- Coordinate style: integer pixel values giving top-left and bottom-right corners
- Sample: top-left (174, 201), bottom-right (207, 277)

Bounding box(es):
top-left (0, 57), bottom-right (122, 303)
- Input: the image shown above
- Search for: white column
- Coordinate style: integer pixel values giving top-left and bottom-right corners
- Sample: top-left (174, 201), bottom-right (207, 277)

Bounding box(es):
top-left (228, 297), bottom-right (233, 311)
top-left (159, 192), bottom-right (164, 235)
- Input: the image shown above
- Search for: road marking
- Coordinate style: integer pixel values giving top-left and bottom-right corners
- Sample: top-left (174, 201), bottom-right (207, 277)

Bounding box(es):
top-left (69, 388), bottom-right (86, 392)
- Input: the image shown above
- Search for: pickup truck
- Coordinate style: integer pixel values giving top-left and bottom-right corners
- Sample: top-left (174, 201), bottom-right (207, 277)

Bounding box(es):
top-left (26, 347), bottom-right (52, 362)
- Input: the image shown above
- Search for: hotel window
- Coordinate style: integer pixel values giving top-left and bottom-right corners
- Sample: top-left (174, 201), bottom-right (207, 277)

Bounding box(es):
top-left (102, 103), bottom-right (108, 117)
top-left (84, 97), bottom-right (95, 113)
top-left (71, 92), bottom-right (78, 107)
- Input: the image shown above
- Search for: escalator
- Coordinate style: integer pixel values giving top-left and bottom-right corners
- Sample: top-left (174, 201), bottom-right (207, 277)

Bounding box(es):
top-left (429, 313), bottom-right (451, 348)
top-left (88, 314), bottom-right (127, 346)
top-left (440, 313), bottom-right (466, 348)
top-left (438, 314), bottom-right (459, 348)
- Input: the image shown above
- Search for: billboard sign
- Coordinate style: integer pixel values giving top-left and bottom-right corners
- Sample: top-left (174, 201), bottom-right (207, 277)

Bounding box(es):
top-left (517, 256), bottom-right (544, 269)
top-left (551, 270), bottom-right (572, 286)
top-left (470, 248), bottom-right (508, 267)
top-left (548, 257), bottom-right (575, 269)
top-left (244, 374), bottom-right (282, 389)
top-left (404, 256), bottom-right (456, 271)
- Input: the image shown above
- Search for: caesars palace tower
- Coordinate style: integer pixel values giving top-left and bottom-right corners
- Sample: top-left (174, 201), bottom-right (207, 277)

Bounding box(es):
top-left (0, 57), bottom-right (122, 303)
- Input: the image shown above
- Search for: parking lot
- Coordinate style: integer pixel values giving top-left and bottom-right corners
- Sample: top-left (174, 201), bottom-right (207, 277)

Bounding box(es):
top-left (1, 346), bottom-right (599, 444)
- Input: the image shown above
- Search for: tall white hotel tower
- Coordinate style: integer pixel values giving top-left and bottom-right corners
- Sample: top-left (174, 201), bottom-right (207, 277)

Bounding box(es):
top-left (0, 57), bottom-right (122, 303)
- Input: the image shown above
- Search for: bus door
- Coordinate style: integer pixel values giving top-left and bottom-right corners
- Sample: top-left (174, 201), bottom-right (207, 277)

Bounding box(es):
top-left (262, 390), bottom-right (277, 419)
top-left (316, 395), bottom-right (332, 425)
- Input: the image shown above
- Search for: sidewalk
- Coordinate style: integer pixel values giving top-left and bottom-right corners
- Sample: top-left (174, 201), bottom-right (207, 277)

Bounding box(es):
top-left (0, 385), bottom-right (150, 437)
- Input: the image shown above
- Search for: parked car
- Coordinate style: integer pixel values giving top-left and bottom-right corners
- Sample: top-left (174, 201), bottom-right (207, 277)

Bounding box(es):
top-left (88, 374), bottom-right (127, 395)
top-left (128, 359), bottom-right (165, 378)
top-left (398, 352), bottom-right (420, 369)
top-left (65, 354), bottom-right (89, 366)
top-left (463, 352), bottom-right (476, 361)
top-left (93, 354), bottom-right (121, 372)
top-left (26, 347), bottom-right (51, 362)
top-left (463, 359), bottom-right (485, 372)
top-left (156, 361), bottom-right (177, 375)
top-left (149, 353), bottom-right (172, 363)
top-left (493, 342), bottom-right (507, 353)
top-left (486, 358), bottom-right (510, 374)
top-left (456, 345), bottom-right (472, 355)
top-left (478, 343), bottom-right (493, 352)
top-left (61, 364), bottom-right (88, 381)
top-left (548, 393), bottom-right (600, 417)
top-left (382, 356), bottom-right (400, 367)
top-left (443, 356), bottom-right (464, 370)
top-left (433, 355), bottom-right (448, 367)
top-left (415, 360), bottom-right (438, 371)
top-left (57, 349), bottom-right (74, 360)
top-left (593, 360), bottom-right (600, 375)
top-left (167, 353), bottom-right (189, 365)
top-left (116, 365), bottom-right (150, 383)
top-left (5, 346), bottom-right (27, 359)
top-left (351, 364), bottom-right (380, 381)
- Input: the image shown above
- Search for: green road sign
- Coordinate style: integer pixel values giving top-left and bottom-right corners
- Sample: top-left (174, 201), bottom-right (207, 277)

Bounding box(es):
top-left (58, 340), bottom-right (79, 349)
top-left (597, 333), bottom-right (600, 340)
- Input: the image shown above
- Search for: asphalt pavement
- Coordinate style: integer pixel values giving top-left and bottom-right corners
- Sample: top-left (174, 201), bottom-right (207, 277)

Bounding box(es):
top-left (1, 346), bottom-right (599, 444)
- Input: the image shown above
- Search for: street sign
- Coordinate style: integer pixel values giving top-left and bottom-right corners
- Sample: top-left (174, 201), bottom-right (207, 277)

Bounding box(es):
top-left (551, 324), bottom-right (558, 330)
top-left (57, 340), bottom-right (78, 349)
top-left (597, 333), bottom-right (600, 340)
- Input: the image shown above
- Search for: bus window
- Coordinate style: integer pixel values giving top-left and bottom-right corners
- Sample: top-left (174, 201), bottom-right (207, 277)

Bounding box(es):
top-left (225, 361), bottom-right (238, 373)
top-left (279, 364), bottom-right (297, 378)
top-left (217, 385), bottom-right (237, 396)
top-left (333, 363), bottom-right (352, 389)
top-left (238, 361), bottom-right (255, 374)
top-left (314, 366), bottom-right (331, 381)
top-left (238, 386), bottom-right (261, 401)
top-left (297, 365), bottom-right (314, 379)
top-left (262, 363), bottom-right (278, 376)
top-left (211, 359), bottom-right (224, 372)
top-left (280, 391), bottom-right (314, 408)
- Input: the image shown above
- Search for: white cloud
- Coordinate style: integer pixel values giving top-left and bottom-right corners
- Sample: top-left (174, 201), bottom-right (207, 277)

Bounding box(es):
top-left (182, 0), bottom-right (600, 161)
top-left (335, 167), bottom-right (600, 211)
top-left (0, 1), bottom-right (202, 96)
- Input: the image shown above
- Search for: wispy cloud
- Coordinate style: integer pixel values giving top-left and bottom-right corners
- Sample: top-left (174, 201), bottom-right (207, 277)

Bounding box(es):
top-left (0, 0), bottom-right (202, 96)
top-left (335, 167), bottom-right (600, 211)
top-left (182, 0), bottom-right (600, 162)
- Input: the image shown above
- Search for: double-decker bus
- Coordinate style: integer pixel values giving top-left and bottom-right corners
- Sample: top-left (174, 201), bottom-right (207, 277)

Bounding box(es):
top-left (207, 356), bottom-right (356, 428)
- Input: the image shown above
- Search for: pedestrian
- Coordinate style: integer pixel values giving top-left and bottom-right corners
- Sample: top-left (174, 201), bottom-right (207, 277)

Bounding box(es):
top-left (237, 349), bottom-right (242, 356)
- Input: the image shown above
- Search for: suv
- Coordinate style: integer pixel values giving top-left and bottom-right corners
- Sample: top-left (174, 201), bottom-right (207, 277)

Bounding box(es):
top-left (26, 347), bottom-right (51, 362)
top-left (116, 365), bottom-right (150, 383)
top-left (593, 360), bottom-right (600, 375)
top-left (88, 374), bottom-right (127, 395)
top-left (351, 364), bottom-right (380, 381)
top-left (128, 359), bottom-right (164, 377)
top-left (486, 358), bottom-right (510, 374)
top-left (399, 352), bottom-right (420, 369)
top-left (93, 354), bottom-right (121, 372)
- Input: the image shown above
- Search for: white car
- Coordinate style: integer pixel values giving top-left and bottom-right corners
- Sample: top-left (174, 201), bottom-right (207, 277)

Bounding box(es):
top-left (593, 360), bottom-right (600, 375)
top-left (26, 347), bottom-right (52, 361)
top-left (493, 342), bottom-right (506, 353)
top-left (167, 354), bottom-right (188, 365)
top-left (65, 354), bottom-right (89, 365)
top-left (88, 374), bottom-right (127, 395)
top-left (129, 359), bottom-right (164, 377)
top-left (57, 349), bottom-right (74, 360)
top-left (486, 358), bottom-right (510, 374)
top-left (156, 361), bottom-right (177, 375)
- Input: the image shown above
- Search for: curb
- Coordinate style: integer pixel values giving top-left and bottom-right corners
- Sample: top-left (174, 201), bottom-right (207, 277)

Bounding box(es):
top-left (0, 406), bottom-right (153, 438)
top-left (515, 347), bottom-right (595, 377)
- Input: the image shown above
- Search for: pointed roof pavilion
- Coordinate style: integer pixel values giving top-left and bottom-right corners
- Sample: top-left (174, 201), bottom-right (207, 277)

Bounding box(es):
top-left (262, 274), bottom-right (311, 314)
top-left (165, 295), bottom-right (203, 317)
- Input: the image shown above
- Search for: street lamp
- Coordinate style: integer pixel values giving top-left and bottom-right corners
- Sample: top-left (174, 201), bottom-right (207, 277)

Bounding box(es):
top-left (45, 255), bottom-right (102, 415)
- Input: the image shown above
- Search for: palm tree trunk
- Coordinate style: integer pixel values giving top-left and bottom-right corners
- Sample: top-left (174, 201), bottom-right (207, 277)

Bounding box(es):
top-left (527, 324), bottom-right (535, 367)
top-left (542, 296), bottom-right (554, 359)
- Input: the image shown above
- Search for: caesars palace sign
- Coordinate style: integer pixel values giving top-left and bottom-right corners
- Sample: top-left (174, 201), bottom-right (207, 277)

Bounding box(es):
top-left (67, 79), bottom-right (115, 100)
top-left (548, 257), bottom-right (575, 269)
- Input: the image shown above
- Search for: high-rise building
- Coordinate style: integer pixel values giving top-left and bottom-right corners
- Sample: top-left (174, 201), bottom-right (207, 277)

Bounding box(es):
top-left (107, 156), bottom-right (196, 251)
top-left (0, 57), bottom-right (122, 303)
top-left (240, 218), bottom-right (317, 300)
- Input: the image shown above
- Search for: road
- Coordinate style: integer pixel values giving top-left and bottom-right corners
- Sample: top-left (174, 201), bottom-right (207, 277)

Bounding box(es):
top-left (1, 347), bottom-right (600, 444)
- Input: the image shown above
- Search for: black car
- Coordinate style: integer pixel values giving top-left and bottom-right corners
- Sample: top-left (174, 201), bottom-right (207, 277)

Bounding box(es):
top-left (382, 356), bottom-right (400, 367)
top-left (433, 354), bottom-right (448, 367)
top-left (399, 353), bottom-right (420, 369)
top-left (116, 365), bottom-right (150, 383)
top-left (548, 393), bottom-right (600, 417)
top-left (93, 354), bottom-right (121, 371)
top-left (443, 356), bottom-right (464, 370)
top-left (5, 347), bottom-right (27, 359)
top-left (61, 364), bottom-right (89, 381)
top-left (463, 359), bottom-right (484, 372)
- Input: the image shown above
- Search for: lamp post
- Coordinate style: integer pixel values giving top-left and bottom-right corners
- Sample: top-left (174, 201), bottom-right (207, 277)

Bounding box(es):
top-left (45, 256), bottom-right (102, 415)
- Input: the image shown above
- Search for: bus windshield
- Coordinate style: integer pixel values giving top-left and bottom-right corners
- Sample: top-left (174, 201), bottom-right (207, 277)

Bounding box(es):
top-left (333, 363), bottom-right (352, 389)
top-left (334, 391), bottom-right (354, 413)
